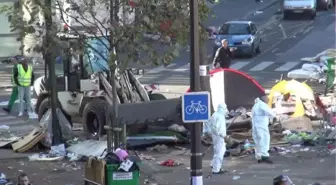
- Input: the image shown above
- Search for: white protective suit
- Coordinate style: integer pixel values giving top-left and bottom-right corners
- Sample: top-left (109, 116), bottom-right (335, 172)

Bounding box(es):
top-left (208, 103), bottom-right (228, 173)
top-left (251, 98), bottom-right (276, 160)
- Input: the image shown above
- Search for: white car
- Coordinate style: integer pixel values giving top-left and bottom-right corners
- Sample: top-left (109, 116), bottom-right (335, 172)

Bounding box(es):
top-left (283, 0), bottom-right (317, 20)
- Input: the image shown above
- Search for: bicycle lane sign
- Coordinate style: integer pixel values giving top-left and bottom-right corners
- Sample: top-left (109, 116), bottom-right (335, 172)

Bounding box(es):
top-left (182, 91), bottom-right (211, 123)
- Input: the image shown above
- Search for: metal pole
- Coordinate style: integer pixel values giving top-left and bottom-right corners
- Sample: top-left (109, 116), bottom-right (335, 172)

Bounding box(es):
top-left (189, 0), bottom-right (203, 184)
top-left (114, 0), bottom-right (125, 149)
top-left (106, 0), bottom-right (114, 152)
top-left (44, 0), bottom-right (61, 145)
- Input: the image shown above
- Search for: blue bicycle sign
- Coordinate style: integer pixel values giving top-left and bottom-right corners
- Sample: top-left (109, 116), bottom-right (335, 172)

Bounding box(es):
top-left (185, 101), bottom-right (208, 115)
top-left (182, 92), bottom-right (210, 123)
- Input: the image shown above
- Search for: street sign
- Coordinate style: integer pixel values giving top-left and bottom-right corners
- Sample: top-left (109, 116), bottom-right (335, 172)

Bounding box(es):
top-left (182, 91), bottom-right (210, 123)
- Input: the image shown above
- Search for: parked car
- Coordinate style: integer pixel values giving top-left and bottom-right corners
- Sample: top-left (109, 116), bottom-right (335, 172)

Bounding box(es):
top-left (213, 21), bottom-right (261, 58)
top-left (283, 0), bottom-right (317, 20)
top-left (317, 0), bottom-right (333, 10)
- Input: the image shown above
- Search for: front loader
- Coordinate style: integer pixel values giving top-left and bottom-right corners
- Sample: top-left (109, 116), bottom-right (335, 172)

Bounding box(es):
top-left (34, 32), bottom-right (181, 139)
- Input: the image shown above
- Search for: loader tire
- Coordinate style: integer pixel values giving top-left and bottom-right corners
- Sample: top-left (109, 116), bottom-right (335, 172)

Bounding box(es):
top-left (38, 98), bottom-right (73, 126)
top-left (82, 99), bottom-right (108, 140)
top-left (149, 93), bottom-right (166, 101)
top-left (38, 98), bottom-right (51, 121)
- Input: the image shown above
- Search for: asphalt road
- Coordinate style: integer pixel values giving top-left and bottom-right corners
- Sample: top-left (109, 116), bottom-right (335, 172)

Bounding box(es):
top-left (138, 3), bottom-right (336, 92)
top-left (0, 93), bottom-right (38, 136)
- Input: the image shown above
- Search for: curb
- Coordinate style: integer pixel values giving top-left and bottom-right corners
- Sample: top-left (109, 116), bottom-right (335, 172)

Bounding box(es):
top-left (243, 0), bottom-right (280, 19)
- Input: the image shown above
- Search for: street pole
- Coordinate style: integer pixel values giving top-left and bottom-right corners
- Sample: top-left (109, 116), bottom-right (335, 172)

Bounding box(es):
top-left (189, 0), bottom-right (203, 185)
top-left (44, 0), bottom-right (61, 145)
top-left (106, 0), bottom-right (115, 152)
top-left (114, 0), bottom-right (126, 148)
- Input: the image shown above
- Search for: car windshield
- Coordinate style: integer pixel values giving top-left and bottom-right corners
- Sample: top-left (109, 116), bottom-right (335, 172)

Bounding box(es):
top-left (218, 23), bottom-right (252, 35)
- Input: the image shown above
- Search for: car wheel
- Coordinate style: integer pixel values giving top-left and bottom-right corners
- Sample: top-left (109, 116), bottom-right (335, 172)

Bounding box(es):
top-left (310, 11), bottom-right (316, 19)
top-left (249, 44), bottom-right (255, 58)
top-left (255, 44), bottom-right (261, 54)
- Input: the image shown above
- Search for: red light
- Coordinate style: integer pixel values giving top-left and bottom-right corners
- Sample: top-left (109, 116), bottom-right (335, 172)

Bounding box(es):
top-left (129, 1), bottom-right (136, 8)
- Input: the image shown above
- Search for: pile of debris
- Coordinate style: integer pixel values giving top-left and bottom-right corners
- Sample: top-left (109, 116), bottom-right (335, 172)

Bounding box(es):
top-left (287, 48), bottom-right (335, 86)
top-left (0, 104), bottom-right (190, 161)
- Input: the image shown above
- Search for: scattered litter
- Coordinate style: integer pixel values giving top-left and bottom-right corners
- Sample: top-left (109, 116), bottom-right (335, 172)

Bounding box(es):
top-left (138, 154), bottom-right (155, 161)
top-left (282, 130), bottom-right (292, 135)
top-left (50, 144), bottom-right (66, 156)
top-left (282, 169), bottom-right (290, 172)
top-left (254, 11), bottom-right (263, 15)
top-left (0, 173), bottom-right (8, 184)
top-left (67, 153), bottom-right (82, 161)
top-left (0, 125), bottom-right (9, 130)
top-left (159, 159), bottom-right (183, 167)
top-left (66, 137), bottom-right (79, 145)
top-left (147, 144), bottom-right (168, 152)
top-left (232, 175), bottom-right (240, 180)
top-left (300, 147), bottom-right (310, 152)
top-left (66, 140), bottom-right (107, 159)
top-left (320, 159), bottom-right (324, 162)
top-left (12, 128), bottom-right (46, 153)
top-left (27, 143), bottom-right (67, 161)
top-left (168, 124), bottom-right (187, 133)
top-left (0, 136), bottom-right (20, 148)
top-left (330, 149), bottom-right (336, 155)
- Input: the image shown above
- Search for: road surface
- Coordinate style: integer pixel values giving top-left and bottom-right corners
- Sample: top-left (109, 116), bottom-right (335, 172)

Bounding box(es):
top-left (138, 3), bottom-right (335, 92)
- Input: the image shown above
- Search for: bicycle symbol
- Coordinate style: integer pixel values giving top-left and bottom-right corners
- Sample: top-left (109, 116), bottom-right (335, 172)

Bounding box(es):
top-left (185, 101), bottom-right (208, 115)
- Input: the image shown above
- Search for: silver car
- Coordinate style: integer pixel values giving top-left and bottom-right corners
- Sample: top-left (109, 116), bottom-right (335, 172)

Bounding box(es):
top-left (283, 0), bottom-right (317, 20)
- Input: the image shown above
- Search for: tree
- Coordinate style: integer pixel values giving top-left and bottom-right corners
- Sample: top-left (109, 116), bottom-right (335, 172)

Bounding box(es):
top-left (0, 0), bottom-right (210, 70)
top-left (1, 0), bottom-right (211, 147)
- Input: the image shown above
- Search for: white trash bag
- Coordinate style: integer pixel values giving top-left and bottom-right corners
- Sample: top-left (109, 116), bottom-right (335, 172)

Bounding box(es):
top-left (301, 63), bottom-right (322, 72)
top-left (40, 108), bottom-right (73, 147)
top-left (287, 69), bottom-right (322, 80)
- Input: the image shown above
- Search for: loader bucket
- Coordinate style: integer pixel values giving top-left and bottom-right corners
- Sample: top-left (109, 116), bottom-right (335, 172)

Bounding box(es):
top-left (117, 98), bottom-right (181, 125)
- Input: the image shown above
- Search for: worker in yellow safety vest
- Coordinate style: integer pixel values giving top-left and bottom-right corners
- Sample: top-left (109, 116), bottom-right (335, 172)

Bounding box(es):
top-left (13, 58), bottom-right (36, 118)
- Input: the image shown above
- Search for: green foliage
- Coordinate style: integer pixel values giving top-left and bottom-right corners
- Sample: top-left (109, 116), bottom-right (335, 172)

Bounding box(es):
top-left (0, 0), bottom-right (211, 72)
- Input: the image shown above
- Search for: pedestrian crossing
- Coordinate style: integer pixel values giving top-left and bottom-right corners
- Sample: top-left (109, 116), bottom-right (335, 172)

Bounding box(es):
top-left (145, 60), bottom-right (305, 74)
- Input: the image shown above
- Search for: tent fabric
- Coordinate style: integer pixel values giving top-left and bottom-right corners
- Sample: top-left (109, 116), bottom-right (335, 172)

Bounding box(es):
top-left (268, 80), bottom-right (315, 117)
top-left (187, 68), bottom-right (265, 111)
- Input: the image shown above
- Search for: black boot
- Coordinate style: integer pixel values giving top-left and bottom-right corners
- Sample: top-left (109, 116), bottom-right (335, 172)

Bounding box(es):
top-left (2, 107), bottom-right (10, 113)
top-left (212, 169), bottom-right (228, 174)
top-left (260, 156), bottom-right (273, 163)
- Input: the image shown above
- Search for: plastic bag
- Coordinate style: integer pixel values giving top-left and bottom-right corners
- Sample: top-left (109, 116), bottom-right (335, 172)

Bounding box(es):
top-left (40, 109), bottom-right (52, 147)
top-left (56, 108), bottom-right (73, 141)
top-left (287, 69), bottom-right (322, 80)
top-left (301, 63), bottom-right (321, 72)
top-left (39, 108), bottom-right (73, 147)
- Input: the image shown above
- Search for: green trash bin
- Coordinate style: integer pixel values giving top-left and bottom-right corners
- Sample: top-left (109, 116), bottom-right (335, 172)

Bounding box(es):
top-left (325, 57), bottom-right (335, 94)
top-left (106, 164), bottom-right (140, 185)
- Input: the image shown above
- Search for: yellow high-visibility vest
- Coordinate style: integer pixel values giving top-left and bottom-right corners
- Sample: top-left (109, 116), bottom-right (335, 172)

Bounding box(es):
top-left (17, 64), bottom-right (32, 87)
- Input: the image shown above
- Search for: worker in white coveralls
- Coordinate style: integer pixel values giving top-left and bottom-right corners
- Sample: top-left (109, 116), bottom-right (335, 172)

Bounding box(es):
top-left (208, 103), bottom-right (228, 174)
top-left (251, 96), bottom-right (276, 163)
